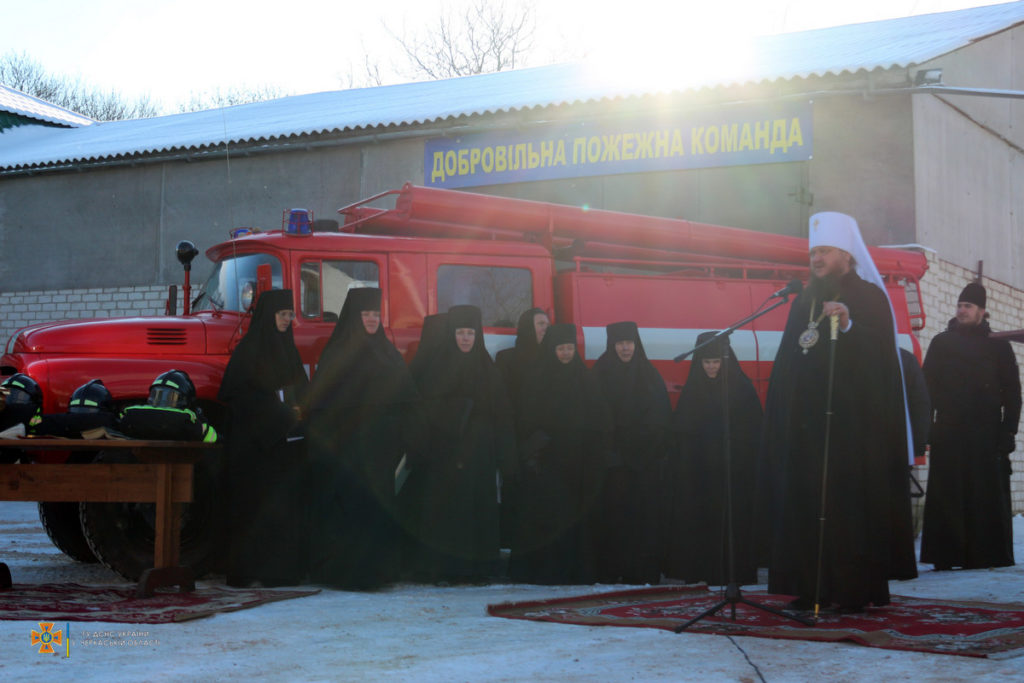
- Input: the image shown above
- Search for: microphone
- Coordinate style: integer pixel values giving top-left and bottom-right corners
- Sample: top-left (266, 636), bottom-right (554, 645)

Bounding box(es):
top-left (771, 279), bottom-right (803, 299)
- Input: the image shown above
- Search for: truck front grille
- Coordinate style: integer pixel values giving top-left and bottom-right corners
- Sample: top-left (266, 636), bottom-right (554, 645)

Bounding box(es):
top-left (146, 327), bottom-right (188, 346)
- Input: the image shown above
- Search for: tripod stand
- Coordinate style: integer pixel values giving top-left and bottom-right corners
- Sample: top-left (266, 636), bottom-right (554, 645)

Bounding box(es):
top-left (672, 292), bottom-right (813, 632)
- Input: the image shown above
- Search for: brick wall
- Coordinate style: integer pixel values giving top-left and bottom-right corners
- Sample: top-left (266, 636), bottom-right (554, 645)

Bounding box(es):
top-left (0, 285), bottom-right (169, 345)
top-left (916, 252), bottom-right (1024, 515)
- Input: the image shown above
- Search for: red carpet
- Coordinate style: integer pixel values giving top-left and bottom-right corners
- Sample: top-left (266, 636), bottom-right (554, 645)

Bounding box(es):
top-left (0, 583), bottom-right (319, 623)
top-left (488, 585), bottom-right (1024, 658)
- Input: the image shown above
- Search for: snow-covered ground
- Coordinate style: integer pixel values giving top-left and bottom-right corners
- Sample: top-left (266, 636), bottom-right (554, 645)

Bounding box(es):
top-left (2, 501), bottom-right (1023, 682)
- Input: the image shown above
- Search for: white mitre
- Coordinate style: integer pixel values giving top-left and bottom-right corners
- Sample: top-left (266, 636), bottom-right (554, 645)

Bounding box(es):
top-left (808, 211), bottom-right (883, 292)
top-left (809, 212), bottom-right (856, 253)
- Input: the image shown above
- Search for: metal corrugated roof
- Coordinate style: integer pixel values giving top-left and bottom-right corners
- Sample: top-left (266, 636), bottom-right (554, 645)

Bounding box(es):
top-left (2, 1), bottom-right (1024, 173)
top-left (0, 84), bottom-right (94, 128)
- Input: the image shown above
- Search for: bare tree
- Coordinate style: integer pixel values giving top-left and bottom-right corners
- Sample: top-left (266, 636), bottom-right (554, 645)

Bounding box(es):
top-left (177, 84), bottom-right (290, 113)
top-left (0, 51), bottom-right (159, 121)
top-left (388, 0), bottom-right (536, 80)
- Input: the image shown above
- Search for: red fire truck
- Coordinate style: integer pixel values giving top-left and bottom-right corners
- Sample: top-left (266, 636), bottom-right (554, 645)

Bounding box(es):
top-left (0, 183), bottom-right (929, 580)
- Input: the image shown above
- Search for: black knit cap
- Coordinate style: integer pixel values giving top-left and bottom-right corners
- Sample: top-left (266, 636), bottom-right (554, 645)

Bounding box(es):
top-left (958, 282), bottom-right (986, 309)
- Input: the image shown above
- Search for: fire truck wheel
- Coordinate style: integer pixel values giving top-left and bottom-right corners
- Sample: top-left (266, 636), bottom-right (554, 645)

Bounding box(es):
top-left (78, 450), bottom-right (224, 582)
top-left (37, 451), bottom-right (100, 563)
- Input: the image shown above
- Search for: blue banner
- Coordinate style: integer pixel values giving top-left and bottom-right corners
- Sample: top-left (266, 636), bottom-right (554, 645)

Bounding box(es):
top-left (425, 101), bottom-right (813, 188)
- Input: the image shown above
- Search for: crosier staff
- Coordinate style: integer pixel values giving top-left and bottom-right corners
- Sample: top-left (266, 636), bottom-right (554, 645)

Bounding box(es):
top-left (813, 312), bottom-right (841, 621)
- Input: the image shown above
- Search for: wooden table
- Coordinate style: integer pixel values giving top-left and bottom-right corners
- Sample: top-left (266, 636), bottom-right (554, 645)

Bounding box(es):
top-left (0, 438), bottom-right (218, 597)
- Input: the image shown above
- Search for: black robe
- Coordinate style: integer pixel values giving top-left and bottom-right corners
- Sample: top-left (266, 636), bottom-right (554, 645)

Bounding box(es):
top-left (495, 307), bottom-right (546, 413)
top-left (494, 307), bottom-right (546, 548)
top-left (305, 288), bottom-right (423, 589)
top-left (590, 322), bottom-right (672, 584)
top-left (667, 335), bottom-right (762, 585)
top-left (410, 305), bottom-right (516, 583)
top-left (761, 270), bottom-right (911, 608)
top-left (920, 318), bottom-right (1021, 569)
top-left (509, 323), bottom-right (611, 584)
top-left (217, 288), bottom-right (308, 586)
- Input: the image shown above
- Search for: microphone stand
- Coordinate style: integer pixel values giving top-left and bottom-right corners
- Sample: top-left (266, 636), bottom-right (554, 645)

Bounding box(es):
top-left (673, 293), bottom-right (814, 632)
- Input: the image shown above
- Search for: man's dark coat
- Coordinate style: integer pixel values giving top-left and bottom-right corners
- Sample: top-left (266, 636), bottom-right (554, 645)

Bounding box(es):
top-left (920, 318), bottom-right (1020, 569)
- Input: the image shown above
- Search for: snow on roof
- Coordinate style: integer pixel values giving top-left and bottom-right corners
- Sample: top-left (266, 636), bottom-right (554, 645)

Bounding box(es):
top-left (2, 1), bottom-right (1024, 173)
top-left (0, 83), bottom-right (94, 128)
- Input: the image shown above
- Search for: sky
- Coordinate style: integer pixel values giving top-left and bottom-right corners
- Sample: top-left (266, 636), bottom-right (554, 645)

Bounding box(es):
top-left (0, 0), bottom-right (1016, 112)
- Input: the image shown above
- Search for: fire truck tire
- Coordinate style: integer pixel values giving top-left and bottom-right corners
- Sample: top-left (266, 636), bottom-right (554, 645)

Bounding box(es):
top-left (78, 450), bottom-right (224, 582)
top-left (37, 451), bottom-right (100, 563)
top-left (39, 502), bottom-right (100, 563)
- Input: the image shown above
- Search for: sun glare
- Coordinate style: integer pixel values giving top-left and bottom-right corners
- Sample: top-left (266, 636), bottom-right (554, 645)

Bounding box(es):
top-left (580, 21), bottom-right (761, 96)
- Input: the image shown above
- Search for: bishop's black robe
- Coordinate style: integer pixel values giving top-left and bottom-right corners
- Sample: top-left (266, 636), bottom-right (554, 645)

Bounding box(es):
top-left (590, 321), bottom-right (672, 585)
top-left (509, 323), bottom-right (611, 584)
top-left (305, 288), bottom-right (424, 589)
top-left (410, 305), bottom-right (517, 583)
top-left (217, 288), bottom-right (308, 586)
top-left (920, 318), bottom-right (1021, 569)
top-left (667, 335), bottom-right (762, 585)
top-left (761, 270), bottom-right (912, 608)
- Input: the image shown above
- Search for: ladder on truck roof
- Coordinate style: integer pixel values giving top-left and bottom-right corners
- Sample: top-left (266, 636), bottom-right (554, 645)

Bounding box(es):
top-left (336, 183), bottom-right (929, 283)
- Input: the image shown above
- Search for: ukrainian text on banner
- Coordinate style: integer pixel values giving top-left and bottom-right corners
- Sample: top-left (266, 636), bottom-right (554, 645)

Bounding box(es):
top-left (425, 101), bottom-right (813, 189)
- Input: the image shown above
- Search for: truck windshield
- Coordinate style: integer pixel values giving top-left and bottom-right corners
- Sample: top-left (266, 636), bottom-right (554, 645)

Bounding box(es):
top-left (192, 253), bottom-right (283, 312)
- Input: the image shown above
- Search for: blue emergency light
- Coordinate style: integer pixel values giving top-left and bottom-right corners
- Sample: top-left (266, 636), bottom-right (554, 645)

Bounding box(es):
top-left (285, 208), bottom-right (313, 235)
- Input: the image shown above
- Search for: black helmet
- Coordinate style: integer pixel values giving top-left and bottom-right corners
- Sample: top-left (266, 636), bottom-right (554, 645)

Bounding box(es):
top-left (2, 373), bottom-right (42, 409)
top-left (148, 370), bottom-right (196, 409)
top-left (69, 379), bottom-right (114, 414)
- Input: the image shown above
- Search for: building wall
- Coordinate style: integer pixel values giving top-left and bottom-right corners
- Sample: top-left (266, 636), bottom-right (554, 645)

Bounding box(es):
top-left (914, 25), bottom-right (1024, 290)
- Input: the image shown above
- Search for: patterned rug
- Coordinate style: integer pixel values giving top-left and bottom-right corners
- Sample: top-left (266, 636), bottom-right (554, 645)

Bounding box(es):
top-left (0, 583), bottom-right (320, 623)
top-left (488, 585), bottom-right (1024, 658)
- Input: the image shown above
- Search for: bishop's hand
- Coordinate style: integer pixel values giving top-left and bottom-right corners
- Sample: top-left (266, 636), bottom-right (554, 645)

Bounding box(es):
top-left (821, 301), bottom-right (850, 331)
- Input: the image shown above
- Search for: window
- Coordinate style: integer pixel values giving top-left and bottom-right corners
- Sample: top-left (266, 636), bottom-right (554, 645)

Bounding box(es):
top-left (193, 253), bottom-right (283, 313)
top-left (436, 265), bottom-right (532, 327)
top-left (300, 260), bottom-right (380, 320)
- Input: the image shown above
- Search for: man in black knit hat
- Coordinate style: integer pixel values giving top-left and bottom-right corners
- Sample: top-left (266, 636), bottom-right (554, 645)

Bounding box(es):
top-left (920, 281), bottom-right (1021, 569)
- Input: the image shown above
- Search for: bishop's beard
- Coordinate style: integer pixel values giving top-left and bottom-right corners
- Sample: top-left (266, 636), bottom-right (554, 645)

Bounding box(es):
top-left (806, 271), bottom-right (844, 300)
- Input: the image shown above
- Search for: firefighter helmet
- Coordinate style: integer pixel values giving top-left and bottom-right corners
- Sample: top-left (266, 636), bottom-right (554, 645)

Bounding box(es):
top-left (68, 379), bottom-right (115, 415)
top-left (2, 373), bottom-right (42, 409)
top-left (148, 370), bottom-right (196, 409)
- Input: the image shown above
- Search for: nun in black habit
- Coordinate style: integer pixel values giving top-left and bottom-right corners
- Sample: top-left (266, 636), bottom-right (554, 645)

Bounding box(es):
top-left (305, 287), bottom-right (424, 589)
top-left (666, 331), bottom-right (762, 585)
top-left (494, 307), bottom-right (549, 547)
top-left (217, 288), bottom-right (308, 586)
top-left (495, 308), bottom-right (550, 411)
top-left (590, 321), bottom-right (672, 584)
top-left (509, 323), bottom-right (611, 584)
top-left (410, 304), bottom-right (517, 583)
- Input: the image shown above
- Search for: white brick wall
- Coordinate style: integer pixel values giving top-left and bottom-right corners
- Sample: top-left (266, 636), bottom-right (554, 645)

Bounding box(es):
top-left (0, 285), bottom-right (169, 346)
top-left (917, 252), bottom-right (1024, 514)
